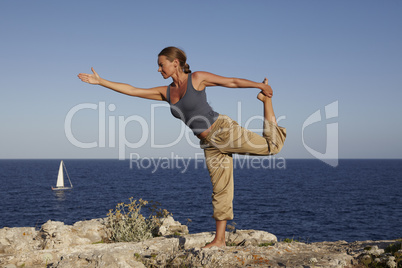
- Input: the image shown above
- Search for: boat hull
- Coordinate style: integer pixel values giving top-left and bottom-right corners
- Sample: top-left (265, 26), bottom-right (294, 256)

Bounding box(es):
top-left (51, 186), bottom-right (73, 191)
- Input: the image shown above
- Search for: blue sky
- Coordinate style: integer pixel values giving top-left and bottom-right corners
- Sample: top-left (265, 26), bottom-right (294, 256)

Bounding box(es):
top-left (1, 0), bottom-right (401, 160)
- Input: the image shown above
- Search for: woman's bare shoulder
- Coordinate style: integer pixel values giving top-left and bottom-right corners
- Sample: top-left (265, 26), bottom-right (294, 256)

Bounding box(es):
top-left (191, 71), bottom-right (206, 90)
top-left (191, 71), bottom-right (215, 90)
top-left (192, 71), bottom-right (210, 79)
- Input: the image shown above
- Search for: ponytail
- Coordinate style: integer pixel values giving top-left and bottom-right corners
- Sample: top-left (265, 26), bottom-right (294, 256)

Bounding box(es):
top-left (183, 63), bottom-right (191, 74)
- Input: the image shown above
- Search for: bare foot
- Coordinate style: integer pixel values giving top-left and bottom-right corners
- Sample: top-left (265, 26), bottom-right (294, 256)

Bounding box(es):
top-left (257, 92), bottom-right (268, 102)
top-left (257, 77), bottom-right (270, 102)
top-left (257, 76), bottom-right (278, 125)
top-left (202, 239), bottom-right (226, 249)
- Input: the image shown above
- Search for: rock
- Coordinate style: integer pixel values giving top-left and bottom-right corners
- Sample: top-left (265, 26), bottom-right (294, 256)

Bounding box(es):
top-left (177, 229), bottom-right (277, 250)
top-left (226, 229), bottom-right (277, 246)
top-left (3, 264), bottom-right (17, 268)
top-left (37, 219), bottom-right (109, 250)
top-left (0, 217), bottom-right (401, 268)
top-left (72, 218), bottom-right (109, 243)
top-left (0, 226), bottom-right (39, 254)
top-left (52, 243), bottom-right (147, 268)
top-left (155, 215), bottom-right (189, 236)
top-left (179, 231), bottom-right (216, 249)
top-left (365, 245), bottom-right (385, 256)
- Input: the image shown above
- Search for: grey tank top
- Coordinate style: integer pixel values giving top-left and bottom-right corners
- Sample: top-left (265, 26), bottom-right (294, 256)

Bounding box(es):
top-left (166, 73), bottom-right (219, 135)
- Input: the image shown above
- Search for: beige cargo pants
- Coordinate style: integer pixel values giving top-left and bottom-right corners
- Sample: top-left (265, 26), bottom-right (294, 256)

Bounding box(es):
top-left (200, 114), bottom-right (287, 220)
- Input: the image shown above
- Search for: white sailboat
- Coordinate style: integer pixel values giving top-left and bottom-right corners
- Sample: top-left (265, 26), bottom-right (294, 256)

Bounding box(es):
top-left (52, 160), bottom-right (73, 191)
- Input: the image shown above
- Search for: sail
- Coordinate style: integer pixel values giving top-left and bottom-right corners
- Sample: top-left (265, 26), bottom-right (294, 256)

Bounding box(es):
top-left (56, 161), bottom-right (64, 187)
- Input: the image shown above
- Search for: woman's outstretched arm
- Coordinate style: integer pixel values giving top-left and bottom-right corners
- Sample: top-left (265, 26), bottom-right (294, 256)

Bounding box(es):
top-left (78, 68), bottom-right (167, 101)
top-left (192, 71), bottom-right (273, 98)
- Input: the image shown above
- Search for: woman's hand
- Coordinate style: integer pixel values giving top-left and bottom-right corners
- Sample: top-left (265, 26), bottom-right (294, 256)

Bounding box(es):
top-left (261, 77), bottom-right (273, 98)
top-left (78, 67), bottom-right (101, 85)
top-left (77, 67), bottom-right (167, 101)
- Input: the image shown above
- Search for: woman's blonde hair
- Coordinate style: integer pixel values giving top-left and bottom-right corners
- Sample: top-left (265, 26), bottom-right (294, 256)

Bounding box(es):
top-left (158, 46), bottom-right (191, 74)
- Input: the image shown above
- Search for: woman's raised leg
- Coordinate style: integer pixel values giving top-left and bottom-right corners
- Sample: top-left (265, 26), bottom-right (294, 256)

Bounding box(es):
top-left (257, 78), bottom-right (286, 155)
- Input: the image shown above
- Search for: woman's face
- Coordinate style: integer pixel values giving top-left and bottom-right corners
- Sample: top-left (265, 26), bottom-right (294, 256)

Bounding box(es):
top-left (157, 56), bottom-right (176, 79)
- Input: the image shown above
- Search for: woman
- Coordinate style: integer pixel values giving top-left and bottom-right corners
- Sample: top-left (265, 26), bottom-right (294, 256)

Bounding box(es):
top-left (78, 46), bottom-right (286, 248)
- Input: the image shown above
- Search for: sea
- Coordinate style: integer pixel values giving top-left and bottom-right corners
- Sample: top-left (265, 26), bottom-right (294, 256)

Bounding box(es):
top-left (0, 158), bottom-right (401, 243)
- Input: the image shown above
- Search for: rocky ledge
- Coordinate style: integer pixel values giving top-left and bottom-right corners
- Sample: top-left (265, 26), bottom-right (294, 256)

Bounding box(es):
top-left (0, 217), bottom-right (400, 267)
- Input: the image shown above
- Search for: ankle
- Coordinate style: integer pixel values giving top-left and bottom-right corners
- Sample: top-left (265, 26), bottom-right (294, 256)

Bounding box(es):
top-left (215, 237), bottom-right (226, 243)
top-left (257, 92), bottom-right (267, 102)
